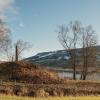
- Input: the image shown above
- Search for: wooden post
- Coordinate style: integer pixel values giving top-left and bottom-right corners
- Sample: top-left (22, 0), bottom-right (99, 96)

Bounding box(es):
top-left (15, 45), bottom-right (18, 61)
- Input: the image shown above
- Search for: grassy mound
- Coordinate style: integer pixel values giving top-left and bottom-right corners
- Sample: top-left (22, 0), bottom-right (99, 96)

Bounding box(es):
top-left (0, 61), bottom-right (62, 84)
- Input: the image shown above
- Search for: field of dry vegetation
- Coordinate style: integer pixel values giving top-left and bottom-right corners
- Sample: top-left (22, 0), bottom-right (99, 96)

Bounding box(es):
top-left (0, 61), bottom-right (100, 97)
top-left (0, 95), bottom-right (100, 100)
top-left (0, 79), bottom-right (100, 97)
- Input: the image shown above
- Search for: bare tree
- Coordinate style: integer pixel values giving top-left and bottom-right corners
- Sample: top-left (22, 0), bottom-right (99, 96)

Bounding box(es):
top-left (80, 26), bottom-right (97, 80)
top-left (58, 21), bottom-right (81, 80)
top-left (2, 33), bottom-right (12, 61)
top-left (58, 21), bottom-right (97, 80)
top-left (14, 39), bottom-right (31, 61)
top-left (0, 19), bottom-right (12, 61)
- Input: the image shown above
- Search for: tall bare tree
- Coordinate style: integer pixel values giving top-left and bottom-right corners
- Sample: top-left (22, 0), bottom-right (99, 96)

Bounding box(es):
top-left (0, 19), bottom-right (12, 61)
top-left (58, 21), bottom-right (81, 80)
top-left (80, 26), bottom-right (97, 80)
top-left (58, 21), bottom-right (97, 80)
top-left (2, 33), bottom-right (12, 61)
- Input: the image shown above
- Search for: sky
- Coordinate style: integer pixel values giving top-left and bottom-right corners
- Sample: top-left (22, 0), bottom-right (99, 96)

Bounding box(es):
top-left (0, 0), bottom-right (100, 58)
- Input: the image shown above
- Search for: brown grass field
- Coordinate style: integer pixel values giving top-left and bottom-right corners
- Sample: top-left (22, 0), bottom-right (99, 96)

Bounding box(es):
top-left (0, 62), bottom-right (100, 97)
top-left (0, 95), bottom-right (100, 100)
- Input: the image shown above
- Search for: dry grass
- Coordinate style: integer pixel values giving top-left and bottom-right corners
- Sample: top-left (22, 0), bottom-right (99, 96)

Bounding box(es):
top-left (0, 61), bottom-right (61, 84)
top-left (0, 62), bottom-right (100, 97)
top-left (0, 80), bottom-right (100, 97)
top-left (0, 95), bottom-right (100, 100)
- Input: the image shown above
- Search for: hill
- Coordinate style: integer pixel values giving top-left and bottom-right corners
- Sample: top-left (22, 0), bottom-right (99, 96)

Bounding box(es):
top-left (25, 50), bottom-right (70, 68)
top-left (0, 61), bottom-right (62, 84)
top-left (25, 45), bottom-right (100, 68)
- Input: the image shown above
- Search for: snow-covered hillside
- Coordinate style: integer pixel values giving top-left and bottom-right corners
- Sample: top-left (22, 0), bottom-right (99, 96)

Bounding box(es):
top-left (25, 50), bottom-right (71, 68)
top-left (25, 46), bottom-right (100, 68)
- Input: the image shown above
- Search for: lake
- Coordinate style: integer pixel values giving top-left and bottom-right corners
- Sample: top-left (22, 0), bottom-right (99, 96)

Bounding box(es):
top-left (57, 71), bottom-right (100, 80)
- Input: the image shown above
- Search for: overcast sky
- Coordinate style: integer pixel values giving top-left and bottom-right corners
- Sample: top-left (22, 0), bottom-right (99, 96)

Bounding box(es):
top-left (0, 0), bottom-right (100, 58)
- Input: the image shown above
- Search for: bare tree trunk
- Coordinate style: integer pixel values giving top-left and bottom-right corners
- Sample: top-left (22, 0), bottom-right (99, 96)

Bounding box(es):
top-left (81, 47), bottom-right (87, 80)
top-left (73, 49), bottom-right (76, 80)
top-left (15, 45), bottom-right (18, 61)
top-left (73, 63), bottom-right (76, 80)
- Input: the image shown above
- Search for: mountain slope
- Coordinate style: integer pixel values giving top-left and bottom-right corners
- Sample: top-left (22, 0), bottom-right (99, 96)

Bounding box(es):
top-left (25, 50), bottom-right (71, 68)
top-left (25, 46), bottom-right (100, 68)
